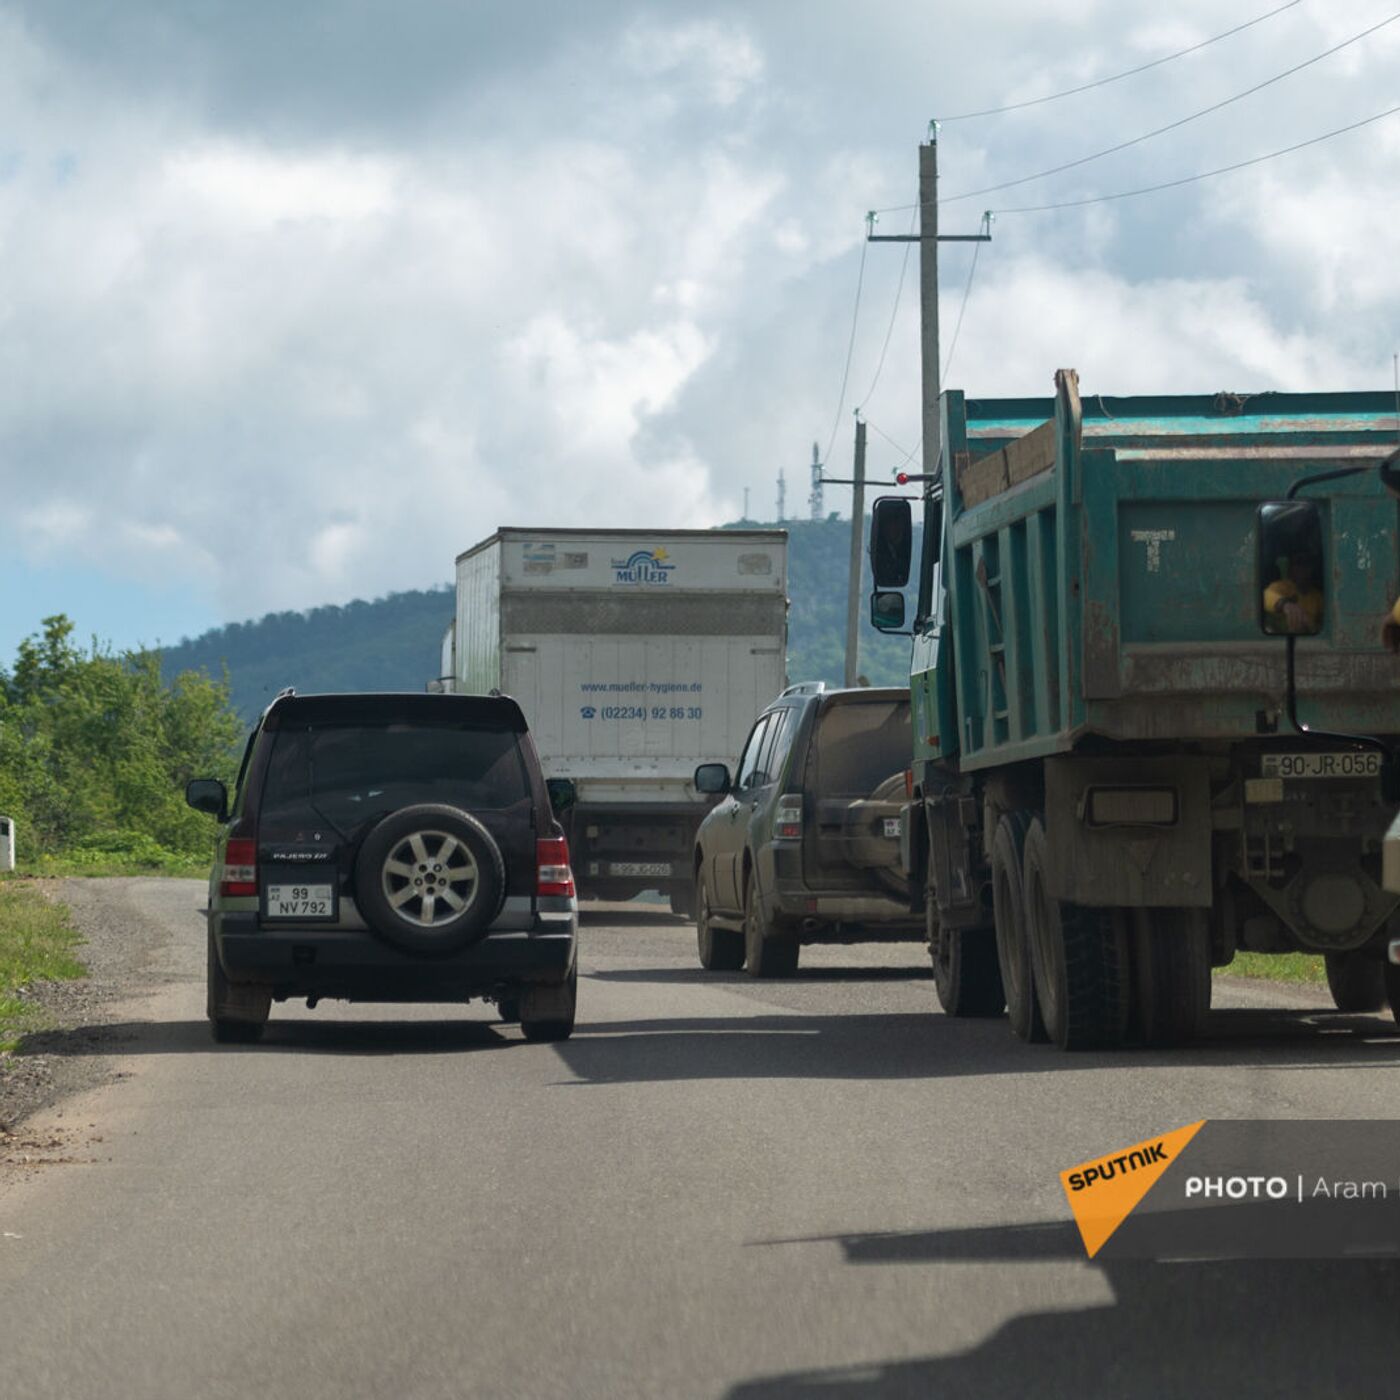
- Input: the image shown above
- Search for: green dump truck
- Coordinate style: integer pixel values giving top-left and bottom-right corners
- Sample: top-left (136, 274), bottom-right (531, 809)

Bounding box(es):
top-left (870, 369), bottom-right (1400, 1050)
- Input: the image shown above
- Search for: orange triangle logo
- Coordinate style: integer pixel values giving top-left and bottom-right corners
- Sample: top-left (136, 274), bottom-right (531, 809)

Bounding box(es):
top-left (1061, 1121), bottom-right (1206, 1258)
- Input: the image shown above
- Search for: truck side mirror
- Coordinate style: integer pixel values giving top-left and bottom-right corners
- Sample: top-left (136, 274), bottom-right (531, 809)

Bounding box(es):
top-left (546, 778), bottom-right (576, 813)
top-left (1258, 500), bottom-right (1325, 637)
top-left (185, 778), bottom-right (229, 821)
top-left (869, 497), bottom-right (912, 589)
top-left (870, 591), bottom-right (906, 632)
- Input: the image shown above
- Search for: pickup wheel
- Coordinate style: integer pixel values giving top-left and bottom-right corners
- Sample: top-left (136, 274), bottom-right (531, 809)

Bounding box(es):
top-left (1023, 819), bottom-right (1129, 1051)
top-left (1324, 951), bottom-right (1387, 1013)
top-left (206, 927), bottom-right (270, 1044)
top-left (743, 874), bottom-right (799, 978)
top-left (990, 812), bottom-right (1045, 1042)
top-left (520, 962), bottom-right (577, 1042)
top-left (1130, 908), bottom-right (1211, 1046)
top-left (696, 868), bottom-right (744, 971)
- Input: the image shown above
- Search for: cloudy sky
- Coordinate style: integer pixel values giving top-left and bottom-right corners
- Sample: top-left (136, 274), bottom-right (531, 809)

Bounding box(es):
top-left (2, 0), bottom-right (1398, 658)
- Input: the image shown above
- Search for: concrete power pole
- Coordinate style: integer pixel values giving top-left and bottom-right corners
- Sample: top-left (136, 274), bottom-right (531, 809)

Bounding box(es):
top-left (919, 140), bottom-right (942, 482)
top-left (777, 467), bottom-right (786, 522)
top-left (809, 442), bottom-right (823, 520)
top-left (844, 417), bottom-right (867, 687)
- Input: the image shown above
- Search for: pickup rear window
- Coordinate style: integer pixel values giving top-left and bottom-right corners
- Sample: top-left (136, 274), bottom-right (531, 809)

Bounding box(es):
top-left (810, 701), bottom-right (911, 796)
top-left (259, 721), bottom-right (532, 831)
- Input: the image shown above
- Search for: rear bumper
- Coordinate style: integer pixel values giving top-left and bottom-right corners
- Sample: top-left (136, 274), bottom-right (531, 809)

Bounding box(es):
top-left (212, 910), bottom-right (576, 1001)
top-left (769, 844), bottom-right (917, 933)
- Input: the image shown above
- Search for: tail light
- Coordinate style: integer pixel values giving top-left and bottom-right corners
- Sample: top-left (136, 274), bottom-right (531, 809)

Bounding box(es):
top-left (221, 835), bottom-right (258, 897)
top-left (904, 768), bottom-right (915, 800)
top-left (775, 794), bottom-right (803, 841)
top-left (537, 836), bottom-right (575, 898)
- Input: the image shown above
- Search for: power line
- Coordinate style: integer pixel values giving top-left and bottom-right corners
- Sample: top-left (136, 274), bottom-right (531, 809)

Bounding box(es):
top-left (938, 0), bottom-right (1304, 123)
top-left (944, 9), bottom-right (1400, 205)
top-left (995, 99), bottom-right (1400, 213)
top-left (866, 419), bottom-right (915, 459)
top-left (855, 203), bottom-right (917, 412)
top-left (942, 215), bottom-right (988, 382)
top-left (821, 225), bottom-right (869, 470)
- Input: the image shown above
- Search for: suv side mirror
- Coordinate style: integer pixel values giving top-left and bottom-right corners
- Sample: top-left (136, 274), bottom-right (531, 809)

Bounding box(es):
top-left (869, 497), bottom-right (912, 589)
top-left (546, 778), bottom-right (577, 814)
top-left (694, 763), bottom-right (731, 795)
top-left (871, 591), bottom-right (906, 632)
top-left (1258, 500), bottom-right (1325, 636)
top-left (186, 778), bottom-right (229, 820)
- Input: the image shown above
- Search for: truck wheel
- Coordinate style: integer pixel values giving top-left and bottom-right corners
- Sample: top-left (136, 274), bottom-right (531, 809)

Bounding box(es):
top-left (696, 869), bottom-right (744, 971)
top-left (1130, 908), bottom-right (1211, 1046)
top-left (744, 875), bottom-right (799, 978)
top-left (669, 883), bottom-right (695, 919)
top-left (1023, 819), bottom-right (1129, 1051)
top-left (207, 928), bottom-right (270, 1044)
top-left (1324, 951), bottom-right (1387, 1013)
top-left (990, 812), bottom-right (1045, 1043)
top-left (520, 962), bottom-right (577, 1042)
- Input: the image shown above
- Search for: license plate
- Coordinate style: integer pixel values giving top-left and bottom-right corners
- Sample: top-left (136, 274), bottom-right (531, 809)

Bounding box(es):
top-left (1260, 752), bottom-right (1382, 781)
top-left (883, 818), bottom-right (902, 838)
top-left (609, 862), bottom-right (672, 878)
top-left (264, 884), bottom-right (336, 919)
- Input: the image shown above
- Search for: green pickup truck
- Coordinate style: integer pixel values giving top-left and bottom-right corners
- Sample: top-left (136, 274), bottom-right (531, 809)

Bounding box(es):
top-left (870, 369), bottom-right (1400, 1050)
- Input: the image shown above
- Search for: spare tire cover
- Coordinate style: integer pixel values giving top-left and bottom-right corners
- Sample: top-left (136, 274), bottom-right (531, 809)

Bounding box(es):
top-left (355, 804), bottom-right (507, 955)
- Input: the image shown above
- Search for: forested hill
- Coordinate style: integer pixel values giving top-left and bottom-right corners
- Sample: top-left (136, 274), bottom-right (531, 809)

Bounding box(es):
top-left (159, 518), bottom-right (919, 721)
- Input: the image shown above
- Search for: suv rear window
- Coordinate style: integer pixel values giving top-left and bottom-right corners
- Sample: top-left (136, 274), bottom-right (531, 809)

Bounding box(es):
top-left (809, 700), bottom-right (911, 795)
top-left (260, 720), bottom-right (532, 832)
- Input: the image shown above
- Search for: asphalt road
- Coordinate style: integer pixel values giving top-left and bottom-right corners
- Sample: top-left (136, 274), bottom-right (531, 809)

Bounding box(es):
top-left (1, 878), bottom-right (1398, 1399)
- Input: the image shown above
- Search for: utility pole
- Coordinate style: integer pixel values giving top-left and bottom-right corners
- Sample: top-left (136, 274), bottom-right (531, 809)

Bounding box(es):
top-left (777, 467), bottom-right (786, 522)
top-left (809, 442), bottom-right (823, 520)
top-left (743, 486), bottom-right (750, 520)
top-left (918, 140), bottom-right (941, 482)
top-left (866, 129), bottom-right (991, 485)
top-left (844, 416), bottom-right (867, 687)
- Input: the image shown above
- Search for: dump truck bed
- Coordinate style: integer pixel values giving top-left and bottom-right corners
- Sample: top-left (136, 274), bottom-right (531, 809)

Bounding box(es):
top-left (935, 375), bottom-right (1400, 770)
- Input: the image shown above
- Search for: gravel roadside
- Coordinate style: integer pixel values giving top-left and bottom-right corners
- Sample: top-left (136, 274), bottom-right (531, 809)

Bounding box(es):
top-left (0, 877), bottom-right (202, 1140)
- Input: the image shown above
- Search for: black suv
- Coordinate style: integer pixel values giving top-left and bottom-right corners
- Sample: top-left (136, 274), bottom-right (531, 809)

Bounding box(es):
top-left (186, 692), bottom-right (577, 1043)
top-left (691, 683), bottom-right (916, 976)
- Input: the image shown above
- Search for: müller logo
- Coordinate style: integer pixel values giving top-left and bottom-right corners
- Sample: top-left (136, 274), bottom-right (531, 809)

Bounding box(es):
top-left (611, 547), bottom-right (675, 585)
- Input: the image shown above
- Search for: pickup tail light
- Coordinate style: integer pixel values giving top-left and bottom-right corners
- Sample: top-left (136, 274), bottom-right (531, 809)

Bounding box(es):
top-left (775, 794), bottom-right (803, 841)
top-left (221, 835), bottom-right (258, 897)
top-left (537, 836), bottom-right (576, 898)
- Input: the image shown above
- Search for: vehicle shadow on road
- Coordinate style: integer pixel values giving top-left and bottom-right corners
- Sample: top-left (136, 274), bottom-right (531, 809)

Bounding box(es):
top-left (13, 1016), bottom-right (510, 1058)
top-left (729, 1217), bottom-right (1400, 1397)
top-left (548, 1006), bottom-right (1399, 1085)
top-left (587, 965), bottom-right (931, 985)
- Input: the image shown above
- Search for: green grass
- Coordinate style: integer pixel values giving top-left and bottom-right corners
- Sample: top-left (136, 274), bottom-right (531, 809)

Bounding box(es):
top-left (1215, 951), bottom-right (1327, 984)
top-left (0, 882), bottom-right (87, 1051)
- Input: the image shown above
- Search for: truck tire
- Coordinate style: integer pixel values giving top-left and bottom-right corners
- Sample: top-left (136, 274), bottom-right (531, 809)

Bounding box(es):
top-left (1023, 818), bottom-right (1129, 1051)
top-left (696, 868), bottom-right (744, 971)
top-left (744, 874), bottom-right (799, 978)
top-left (669, 883), bottom-right (695, 919)
top-left (520, 961), bottom-right (577, 1042)
top-left (990, 812), bottom-right (1045, 1043)
top-left (207, 927), bottom-right (270, 1044)
top-left (355, 805), bottom-right (505, 956)
top-left (1324, 951), bottom-right (1387, 1013)
top-left (1130, 908), bottom-right (1211, 1046)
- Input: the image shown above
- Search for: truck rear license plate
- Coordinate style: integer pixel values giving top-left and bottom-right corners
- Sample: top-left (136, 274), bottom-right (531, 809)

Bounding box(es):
top-left (609, 862), bottom-right (671, 878)
top-left (1260, 752), bottom-right (1382, 780)
top-left (264, 884), bottom-right (335, 919)
top-left (883, 818), bottom-right (902, 838)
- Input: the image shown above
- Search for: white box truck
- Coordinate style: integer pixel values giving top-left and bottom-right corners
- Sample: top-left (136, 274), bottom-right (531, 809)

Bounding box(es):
top-left (445, 528), bottom-right (788, 910)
